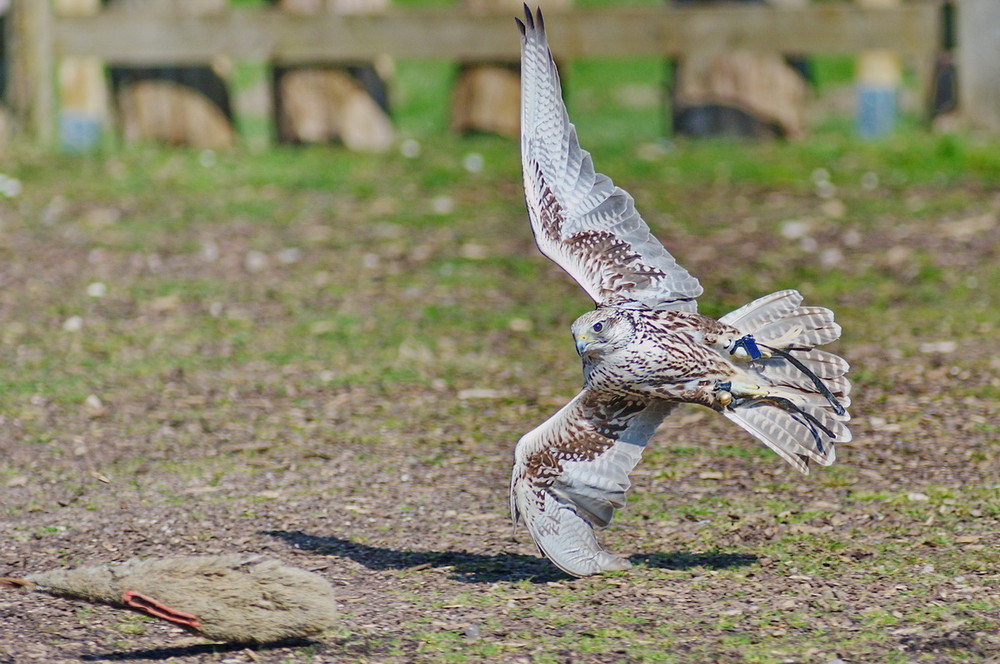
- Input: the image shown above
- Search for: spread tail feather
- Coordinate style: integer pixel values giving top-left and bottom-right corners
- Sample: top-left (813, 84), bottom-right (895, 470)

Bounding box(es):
top-left (723, 387), bottom-right (850, 474)
top-left (720, 289), bottom-right (842, 350)
top-left (720, 290), bottom-right (851, 473)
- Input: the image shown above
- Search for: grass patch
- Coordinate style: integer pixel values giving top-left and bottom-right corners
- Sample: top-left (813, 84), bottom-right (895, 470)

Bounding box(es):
top-left (1, 48), bottom-right (998, 664)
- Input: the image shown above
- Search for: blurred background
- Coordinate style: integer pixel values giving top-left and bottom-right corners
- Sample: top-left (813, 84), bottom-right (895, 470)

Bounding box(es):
top-left (0, 2), bottom-right (998, 661)
top-left (0, 0), bottom-right (994, 151)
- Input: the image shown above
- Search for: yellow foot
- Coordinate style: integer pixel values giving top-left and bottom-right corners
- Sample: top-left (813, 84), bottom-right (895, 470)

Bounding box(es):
top-left (728, 381), bottom-right (769, 398)
top-left (713, 380), bottom-right (767, 410)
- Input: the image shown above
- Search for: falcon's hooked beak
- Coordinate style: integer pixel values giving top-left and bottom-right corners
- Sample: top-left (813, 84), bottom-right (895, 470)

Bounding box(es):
top-left (573, 331), bottom-right (597, 358)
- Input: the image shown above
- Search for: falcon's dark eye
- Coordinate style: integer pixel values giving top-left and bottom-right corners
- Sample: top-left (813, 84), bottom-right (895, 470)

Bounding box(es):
top-left (592, 322), bottom-right (604, 333)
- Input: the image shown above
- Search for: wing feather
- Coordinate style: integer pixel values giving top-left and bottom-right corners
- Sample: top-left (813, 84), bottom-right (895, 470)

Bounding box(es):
top-left (518, 5), bottom-right (702, 310)
top-left (510, 388), bottom-right (674, 576)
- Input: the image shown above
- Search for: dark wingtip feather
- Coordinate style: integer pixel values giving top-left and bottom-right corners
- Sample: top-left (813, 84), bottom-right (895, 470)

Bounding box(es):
top-left (518, 5), bottom-right (545, 38)
top-left (760, 344), bottom-right (847, 417)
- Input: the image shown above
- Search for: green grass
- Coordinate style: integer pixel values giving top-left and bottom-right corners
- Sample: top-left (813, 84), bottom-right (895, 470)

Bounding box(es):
top-left (2, 47), bottom-right (999, 664)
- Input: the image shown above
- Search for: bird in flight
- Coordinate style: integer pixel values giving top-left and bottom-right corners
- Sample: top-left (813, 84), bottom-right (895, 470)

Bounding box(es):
top-left (510, 5), bottom-right (852, 577)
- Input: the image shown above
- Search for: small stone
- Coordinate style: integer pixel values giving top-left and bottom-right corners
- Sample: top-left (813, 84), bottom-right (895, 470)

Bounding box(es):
top-left (820, 198), bottom-right (847, 219)
top-left (463, 153), bottom-right (484, 173)
top-left (150, 294), bottom-right (181, 313)
top-left (780, 220), bottom-right (813, 240)
top-left (200, 240), bottom-right (220, 262)
top-left (63, 316), bottom-right (84, 332)
top-left (83, 394), bottom-right (107, 418)
top-left (918, 340), bottom-right (957, 354)
top-left (460, 243), bottom-right (487, 260)
top-left (399, 138), bottom-right (421, 159)
top-left (457, 388), bottom-right (503, 400)
top-left (820, 248), bottom-right (844, 268)
top-left (244, 251), bottom-right (269, 272)
top-left (278, 248), bottom-right (302, 264)
top-left (430, 196), bottom-right (455, 215)
top-left (0, 174), bottom-right (23, 198)
top-left (310, 321), bottom-right (337, 335)
top-left (508, 318), bottom-right (534, 332)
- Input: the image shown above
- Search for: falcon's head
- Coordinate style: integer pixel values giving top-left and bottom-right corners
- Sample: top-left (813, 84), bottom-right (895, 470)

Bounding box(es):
top-left (571, 308), bottom-right (635, 362)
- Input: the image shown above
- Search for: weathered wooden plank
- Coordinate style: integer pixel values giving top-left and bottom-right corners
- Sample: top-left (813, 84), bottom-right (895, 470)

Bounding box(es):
top-left (956, 0), bottom-right (1000, 132)
top-left (56, 0), bottom-right (108, 151)
top-left (8, 0), bottom-right (57, 143)
top-left (51, 4), bottom-right (940, 64)
top-left (855, 0), bottom-right (902, 138)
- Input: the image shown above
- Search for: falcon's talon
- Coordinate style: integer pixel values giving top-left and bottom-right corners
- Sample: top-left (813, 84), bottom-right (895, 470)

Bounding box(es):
top-left (711, 381), bottom-right (737, 410)
top-left (728, 380), bottom-right (768, 399)
top-left (714, 390), bottom-right (733, 410)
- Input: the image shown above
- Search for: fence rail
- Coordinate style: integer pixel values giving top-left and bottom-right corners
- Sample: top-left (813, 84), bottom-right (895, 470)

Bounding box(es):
top-left (8, 1), bottom-right (985, 144)
top-left (50, 5), bottom-right (940, 63)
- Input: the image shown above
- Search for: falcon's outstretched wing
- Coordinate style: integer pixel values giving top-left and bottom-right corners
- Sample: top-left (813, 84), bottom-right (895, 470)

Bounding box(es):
top-left (517, 6), bottom-right (702, 311)
top-left (510, 389), bottom-right (674, 577)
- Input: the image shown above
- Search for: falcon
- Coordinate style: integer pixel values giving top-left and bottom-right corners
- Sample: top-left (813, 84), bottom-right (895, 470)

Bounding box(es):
top-left (510, 6), bottom-right (852, 577)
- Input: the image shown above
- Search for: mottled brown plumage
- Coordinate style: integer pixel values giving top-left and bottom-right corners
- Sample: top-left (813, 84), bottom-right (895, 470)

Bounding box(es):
top-left (511, 6), bottom-right (852, 577)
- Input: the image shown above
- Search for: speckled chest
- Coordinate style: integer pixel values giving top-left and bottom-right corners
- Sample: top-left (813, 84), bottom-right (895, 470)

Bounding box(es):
top-left (581, 308), bottom-right (736, 394)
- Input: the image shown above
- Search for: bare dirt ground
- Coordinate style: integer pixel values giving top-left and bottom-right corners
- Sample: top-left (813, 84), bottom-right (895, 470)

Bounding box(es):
top-left (0, 147), bottom-right (997, 663)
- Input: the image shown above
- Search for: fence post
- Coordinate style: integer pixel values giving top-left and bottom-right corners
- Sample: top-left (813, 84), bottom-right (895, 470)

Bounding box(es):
top-left (57, 0), bottom-right (108, 151)
top-left (855, 0), bottom-right (901, 138)
top-left (956, 0), bottom-right (1000, 132)
top-left (9, 0), bottom-right (56, 143)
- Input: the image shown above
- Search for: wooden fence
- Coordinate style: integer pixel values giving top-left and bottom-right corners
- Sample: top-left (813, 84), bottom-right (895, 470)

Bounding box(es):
top-left (6, 0), bottom-right (998, 144)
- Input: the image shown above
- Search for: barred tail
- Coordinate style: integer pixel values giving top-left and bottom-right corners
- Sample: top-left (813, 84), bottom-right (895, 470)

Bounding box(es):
top-left (719, 290), bottom-right (852, 474)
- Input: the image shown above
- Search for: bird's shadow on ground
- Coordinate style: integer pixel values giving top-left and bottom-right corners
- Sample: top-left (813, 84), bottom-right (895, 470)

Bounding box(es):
top-left (81, 639), bottom-right (316, 662)
top-left (263, 530), bottom-right (757, 584)
top-left (630, 551), bottom-right (758, 571)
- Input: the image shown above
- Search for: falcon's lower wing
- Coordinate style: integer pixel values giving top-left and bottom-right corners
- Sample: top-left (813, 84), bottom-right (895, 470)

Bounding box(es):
top-left (510, 389), bottom-right (674, 576)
